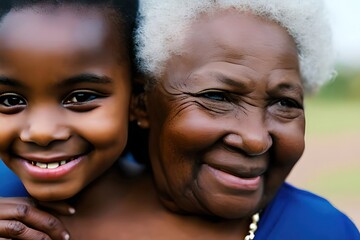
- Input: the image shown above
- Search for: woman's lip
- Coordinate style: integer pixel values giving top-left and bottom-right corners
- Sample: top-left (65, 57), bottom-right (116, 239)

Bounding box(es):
top-left (204, 164), bottom-right (262, 191)
top-left (18, 154), bottom-right (86, 181)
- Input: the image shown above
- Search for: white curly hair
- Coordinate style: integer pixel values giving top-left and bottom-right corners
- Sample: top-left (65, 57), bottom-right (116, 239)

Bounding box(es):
top-left (135, 0), bottom-right (335, 93)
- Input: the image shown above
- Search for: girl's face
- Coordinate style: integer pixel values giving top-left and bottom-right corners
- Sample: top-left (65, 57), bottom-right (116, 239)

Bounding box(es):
top-left (144, 11), bottom-right (305, 219)
top-left (0, 6), bottom-right (131, 201)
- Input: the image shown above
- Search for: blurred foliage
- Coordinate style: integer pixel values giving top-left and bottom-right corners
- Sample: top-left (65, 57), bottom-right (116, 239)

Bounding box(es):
top-left (315, 65), bottom-right (360, 100)
top-left (304, 98), bottom-right (360, 135)
top-left (304, 64), bottom-right (360, 136)
top-left (308, 165), bottom-right (360, 196)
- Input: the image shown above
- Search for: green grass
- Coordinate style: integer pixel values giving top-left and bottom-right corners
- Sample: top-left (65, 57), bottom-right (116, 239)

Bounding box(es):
top-left (304, 98), bottom-right (360, 136)
top-left (307, 165), bottom-right (360, 197)
top-left (302, 98), bottom-right (360, 198)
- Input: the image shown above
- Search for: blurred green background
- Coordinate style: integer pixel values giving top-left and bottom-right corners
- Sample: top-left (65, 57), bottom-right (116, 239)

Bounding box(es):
top-left (306, 65), bottom-right (360, 135)
top-left (287, 66), bottom-right (360, 228)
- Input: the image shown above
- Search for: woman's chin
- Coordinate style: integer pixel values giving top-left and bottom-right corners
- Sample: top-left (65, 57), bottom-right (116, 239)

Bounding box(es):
top-left (203, 200), bottom-right (261, 219)
top-left (162, 195), bottom-right (261, 220)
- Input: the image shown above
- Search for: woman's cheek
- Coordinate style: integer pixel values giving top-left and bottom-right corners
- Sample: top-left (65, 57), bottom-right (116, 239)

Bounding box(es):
top-left (274, 130), bottom-right (305, 167)
top-left (166, 112), bottom-right (225, 152)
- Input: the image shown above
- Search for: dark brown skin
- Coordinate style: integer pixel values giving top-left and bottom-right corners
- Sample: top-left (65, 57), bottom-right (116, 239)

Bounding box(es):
top-left (0, 6), bottom-right (132, 240)
top-left (0, 197), bottom-right (73, 240)
top-left (59, 170), bottom-right (252, 240)
top-left (135, 9), bottom-right (305, 235)
top-left (0, 6), bottom-right (131, 202)
top-left (0, 8), bottom-right (306, 240)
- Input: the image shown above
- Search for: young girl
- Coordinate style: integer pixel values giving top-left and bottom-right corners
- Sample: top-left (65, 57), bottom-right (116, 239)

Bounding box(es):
top-left (0, 1), bottom-right (140, 239)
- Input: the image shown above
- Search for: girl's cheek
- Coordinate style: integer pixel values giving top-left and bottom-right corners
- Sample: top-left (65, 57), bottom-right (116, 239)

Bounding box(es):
top-left (0, 117), bottom-right (22, 151)
top-left (74, 112), bottom-right (129, 148)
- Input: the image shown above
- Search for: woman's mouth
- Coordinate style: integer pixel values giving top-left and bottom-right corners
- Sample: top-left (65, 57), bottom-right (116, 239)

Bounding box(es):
top-left (203, 164), bottom-right (263, 191)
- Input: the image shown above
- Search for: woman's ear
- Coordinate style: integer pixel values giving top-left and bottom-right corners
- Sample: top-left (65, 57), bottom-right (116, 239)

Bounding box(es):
top-left (129, 74), bottom-right (150, 129)
top-left (130, 93), bottom-right (149, 129)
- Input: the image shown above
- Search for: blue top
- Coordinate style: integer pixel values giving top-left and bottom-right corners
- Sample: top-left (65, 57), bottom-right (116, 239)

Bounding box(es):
top-left (0, 160), bottom-right (28, 197)
top-left (1, 162), bottom-right (359, 239)
top-left (256, 183), bottom-right (359, 239)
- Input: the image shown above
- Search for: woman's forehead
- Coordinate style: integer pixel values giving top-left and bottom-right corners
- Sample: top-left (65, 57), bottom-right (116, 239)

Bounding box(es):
top-left (183, 10), bottom-right (298, 60)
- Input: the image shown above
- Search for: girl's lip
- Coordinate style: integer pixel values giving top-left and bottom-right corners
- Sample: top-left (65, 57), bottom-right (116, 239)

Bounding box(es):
top-left (204, 164), bottom-right (262, 191)
top-left (15, 153), bottom-right (80, 163)
top-left (18, 154), bottom-right (86, 181)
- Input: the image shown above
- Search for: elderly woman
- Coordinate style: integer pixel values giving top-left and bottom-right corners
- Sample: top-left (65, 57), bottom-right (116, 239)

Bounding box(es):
top-left (0, 0), bottom-right (358, 239)
top-left (131, 0), bottom-right (358, 239)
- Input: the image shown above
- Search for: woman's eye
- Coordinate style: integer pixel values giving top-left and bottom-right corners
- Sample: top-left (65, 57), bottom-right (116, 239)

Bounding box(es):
top-left (200, 91), bottom-right (228, 101)
top-left (0, 93), bottom-right (26, 107)
top-left (63, 91), bottom-right (100, 105)
top-left (277, 98), bottom-right (302, 109)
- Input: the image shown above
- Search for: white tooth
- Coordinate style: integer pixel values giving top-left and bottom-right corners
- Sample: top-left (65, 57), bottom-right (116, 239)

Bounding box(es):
top-left (60, 160), bottom-right (66, 166)
top-left (36, 162), bottom-right (48, 169)
top-left (47, 162), bottom-right (60, 169)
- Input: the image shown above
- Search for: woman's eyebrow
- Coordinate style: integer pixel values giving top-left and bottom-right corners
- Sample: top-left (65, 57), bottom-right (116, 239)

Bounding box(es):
top-left (215, 72), bottom-right (253, 91)
top-left (58, 73), bottom-right (113, 87)
top-left (270, 82), bottom-right (304, 98)
top-left (219, 77), bottom-right (247, 89)
top-left (0, 76), bottom-right (25, 88)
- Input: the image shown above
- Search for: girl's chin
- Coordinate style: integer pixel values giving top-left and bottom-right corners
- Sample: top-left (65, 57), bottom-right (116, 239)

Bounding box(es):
top-left (25, 184), bottom-right (78, 202)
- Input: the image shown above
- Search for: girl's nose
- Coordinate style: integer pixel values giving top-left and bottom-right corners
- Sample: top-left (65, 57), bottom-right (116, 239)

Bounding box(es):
top-left (223, 113), bottom-right (272, 156)
top-left (20, 108), bottom-right (70, 146)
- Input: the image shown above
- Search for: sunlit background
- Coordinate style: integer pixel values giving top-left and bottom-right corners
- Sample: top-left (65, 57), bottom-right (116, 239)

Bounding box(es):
top-left (287, 0), bottom-right (360, 228)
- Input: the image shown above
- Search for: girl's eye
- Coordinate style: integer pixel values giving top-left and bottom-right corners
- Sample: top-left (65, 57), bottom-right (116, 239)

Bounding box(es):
top-left (63, 91), bottom-right (100, 105)
top-left (200, 91), bottom-right (228, 101)
top-left (0, 93), bottom-right (26, 107)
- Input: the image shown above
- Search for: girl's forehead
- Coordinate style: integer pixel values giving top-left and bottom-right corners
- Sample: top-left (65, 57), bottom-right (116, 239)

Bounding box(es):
top-left (0, 6), bottom-right (127, 65)
top-left (1, 7), bottom-right (109, 49)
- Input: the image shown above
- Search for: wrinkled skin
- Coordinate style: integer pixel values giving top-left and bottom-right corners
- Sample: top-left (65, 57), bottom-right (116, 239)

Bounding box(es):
top-left (0, 6), bottom-right (132, 239)
top-left (140, 10), bottom-right (305, 220)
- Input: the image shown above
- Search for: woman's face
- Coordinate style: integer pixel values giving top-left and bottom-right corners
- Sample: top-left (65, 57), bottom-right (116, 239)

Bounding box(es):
top-left (144, 11), bottom-right (305, 219)
top-left (0, 7), bottom-right (131, 201)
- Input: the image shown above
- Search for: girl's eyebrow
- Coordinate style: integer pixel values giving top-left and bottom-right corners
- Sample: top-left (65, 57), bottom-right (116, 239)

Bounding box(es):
top-left (0, 74), bottom-right (113, 89)
top-left (57, 73), bottom-right (113, 87)
top-left (0, 76), bottom-right (25, 88)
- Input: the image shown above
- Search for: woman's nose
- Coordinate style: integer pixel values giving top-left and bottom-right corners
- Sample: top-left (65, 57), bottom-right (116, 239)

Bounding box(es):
top-left (223, 113), bottom-right (272, 156)
top-left (20, 107), bottom-right (70, 146)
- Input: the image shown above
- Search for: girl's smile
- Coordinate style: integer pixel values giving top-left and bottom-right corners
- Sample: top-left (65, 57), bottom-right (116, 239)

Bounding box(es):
top-left (19, 154), bottom-right (85, 180)
top-left (0, 5), bottom-right (132, 201)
